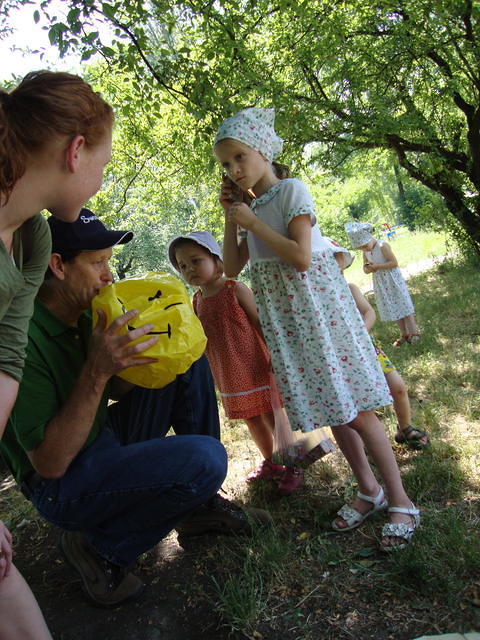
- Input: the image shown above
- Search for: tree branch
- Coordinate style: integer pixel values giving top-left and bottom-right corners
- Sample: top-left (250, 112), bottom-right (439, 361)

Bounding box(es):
top-left (427, 49), bottom-right (478, 114)
top-left (462, 0), bottom-right (474, 42)
top-left (91, 6), bottom-right (192, 106)
top-left (114, 156), bottom-right (152, 215)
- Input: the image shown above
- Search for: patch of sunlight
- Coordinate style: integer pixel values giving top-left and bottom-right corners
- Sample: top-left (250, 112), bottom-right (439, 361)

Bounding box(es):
top-left (451, 413), bottom-right (480, 431)
top-left (438, 418), bottom-right (480, 486)
top-left (0, 476), bottom-right (16, 492)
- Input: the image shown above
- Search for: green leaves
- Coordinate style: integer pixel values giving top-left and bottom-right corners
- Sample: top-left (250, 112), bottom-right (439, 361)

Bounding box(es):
top-left (48, 21), bottom-right (69, 47)
top-left (101, 2), bottom-right (116, 20)
top-left (7, 0), bottom-right (478, 252)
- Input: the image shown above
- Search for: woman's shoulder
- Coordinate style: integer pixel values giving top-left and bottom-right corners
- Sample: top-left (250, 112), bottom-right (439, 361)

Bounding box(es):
top-left (16, 213), bottom-right (51, 269)
top-left (29, 213), bottom-right (51, 247)
top-left (31, 212), bottom-right (49, 230)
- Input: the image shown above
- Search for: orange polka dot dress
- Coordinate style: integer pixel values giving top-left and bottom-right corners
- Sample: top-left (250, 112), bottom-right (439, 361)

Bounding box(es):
top-left (193, 280), bottom-right (272, 419)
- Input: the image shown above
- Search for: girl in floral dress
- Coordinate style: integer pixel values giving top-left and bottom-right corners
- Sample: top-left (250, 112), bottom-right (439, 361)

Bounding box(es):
top-left (326, 240), bottom-right (430, 451)
top-left (344, 221), bottom-right (420, 347)
top-left (214, 107), bottom-right (419, 551)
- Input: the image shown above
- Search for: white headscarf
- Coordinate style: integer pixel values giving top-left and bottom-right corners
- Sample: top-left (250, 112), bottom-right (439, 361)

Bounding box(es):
top-left (321, 237), bottom-right (355, 268)
top-left (344, 221), bottom-right (374, 249)
top-left (214, 107), bottom-right (283, 162)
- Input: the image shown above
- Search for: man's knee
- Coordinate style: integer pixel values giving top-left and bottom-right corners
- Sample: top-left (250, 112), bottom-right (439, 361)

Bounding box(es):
top-left (191, 436), bottom-right (227, 485)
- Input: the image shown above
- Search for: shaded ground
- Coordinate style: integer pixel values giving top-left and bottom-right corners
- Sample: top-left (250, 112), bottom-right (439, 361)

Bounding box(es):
top-left (11, 514), bottom-right (232, 640)
top-left (3, 453), bottom-right (480, 640)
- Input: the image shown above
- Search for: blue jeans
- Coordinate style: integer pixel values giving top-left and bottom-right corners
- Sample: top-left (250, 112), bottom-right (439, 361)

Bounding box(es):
top-left (29, 356), bottom-right (226, 567)
top-left (107, 354), bottom-right (220, 441)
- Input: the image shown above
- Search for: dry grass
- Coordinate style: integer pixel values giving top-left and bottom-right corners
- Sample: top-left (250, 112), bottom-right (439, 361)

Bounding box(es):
top-left (208, 257), bottom-right (480, 638)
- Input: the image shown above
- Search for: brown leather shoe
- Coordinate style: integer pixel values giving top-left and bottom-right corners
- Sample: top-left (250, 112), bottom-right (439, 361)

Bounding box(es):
top-left (176, 494), bottom-right (272, 544)
top-left (60, 531), bottom-right (145, 607)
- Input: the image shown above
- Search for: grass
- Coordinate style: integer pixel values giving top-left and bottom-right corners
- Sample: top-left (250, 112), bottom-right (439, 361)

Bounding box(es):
top-left (0, 475), bottom-right (38, 529)
top-left (212, 253), bottom-right (480, 638)
top-left (388, 506), bottom-right (480, 602)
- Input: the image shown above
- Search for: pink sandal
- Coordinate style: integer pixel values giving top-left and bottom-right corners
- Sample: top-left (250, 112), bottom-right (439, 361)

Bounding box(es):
top-left (246, 459), bottom-right (286, 482)
top-left (277, 467), bottom-right (304, 495)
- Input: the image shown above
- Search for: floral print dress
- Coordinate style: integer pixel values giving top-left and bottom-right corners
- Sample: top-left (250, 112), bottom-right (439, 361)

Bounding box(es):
top-left (247, 179), bottom-right (391, 432)
top-left (365, 241), bottom-right (415, 322)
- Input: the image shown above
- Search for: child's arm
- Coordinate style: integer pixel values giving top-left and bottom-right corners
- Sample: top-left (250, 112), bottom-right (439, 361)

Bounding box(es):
top-left (234, 281), bottom-right (265, 336)
top-left (192, 291), bottom-right (199, 316)
top-left (370, 242), bottom-right (398, 271)
top-left (228, 201), bottom-right (312, 272)
top-left (223, 220), bottom-right (249, 277)
top-left (334, 252), bottom-right (347, 271)
top-left (363, 251), bottom-right (374, 274)
top-left (220, 177), bottom-right (250, 277)
top-left (348, 282), bottom-right (376, 331)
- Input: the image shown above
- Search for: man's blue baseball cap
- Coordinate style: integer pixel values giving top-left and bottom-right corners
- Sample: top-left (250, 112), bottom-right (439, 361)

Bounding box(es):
top-left (48, 208), bottom-right (134, 253)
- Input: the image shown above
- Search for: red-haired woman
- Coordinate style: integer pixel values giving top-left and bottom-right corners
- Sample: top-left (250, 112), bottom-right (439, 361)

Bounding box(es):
top-left (0, 70), bottom-right (113, 640)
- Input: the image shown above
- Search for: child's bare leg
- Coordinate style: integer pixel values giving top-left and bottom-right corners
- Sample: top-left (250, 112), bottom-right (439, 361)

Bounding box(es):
top-left (332, 425), bottom-right (382, 529)
top-left (386, 370), bottom-right (428, 445)
top-left (0, 564), bottom-right (52, 640)
top-left (348, 410), bottom-right (415, 546)
top-left (386, 370), bottom-right (429, 446)
top-left (403, 314), bottom-right (419, 336)
top-left (385, 370), bottom-right (411, 430)
top-left (396, 317), bottom-right (408, 337)
top-left (245, 412), bottom-right (275, 459)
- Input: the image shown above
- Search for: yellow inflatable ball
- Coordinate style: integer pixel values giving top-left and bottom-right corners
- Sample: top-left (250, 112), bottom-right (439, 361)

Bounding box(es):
top-left (92, 272), bottom-right (207, 388)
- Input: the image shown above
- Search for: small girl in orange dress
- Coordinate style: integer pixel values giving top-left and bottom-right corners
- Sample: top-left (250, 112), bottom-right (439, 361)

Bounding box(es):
top-left (168, 230), bottom-right (303, 494)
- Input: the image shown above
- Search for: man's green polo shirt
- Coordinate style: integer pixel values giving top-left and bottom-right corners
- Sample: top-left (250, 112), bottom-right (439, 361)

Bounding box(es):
top-left (1, 300), bottom-right (110, 484)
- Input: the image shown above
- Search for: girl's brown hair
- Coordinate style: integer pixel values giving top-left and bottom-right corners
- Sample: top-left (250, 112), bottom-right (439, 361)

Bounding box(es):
top-left (0, 70), bottom-right (114, 204)
top-left (272, 161), bottom-right (291, 180)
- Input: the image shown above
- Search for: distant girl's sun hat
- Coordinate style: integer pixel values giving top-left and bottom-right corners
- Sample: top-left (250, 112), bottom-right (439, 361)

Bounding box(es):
top-left (322, 237), bottom-right (355, 269)
top-left (214, 107), bottom-right (283, 162)
top-left (168, 231), bottom-right (223, 270)
top-left (344, 221), bottom-right (374, 249)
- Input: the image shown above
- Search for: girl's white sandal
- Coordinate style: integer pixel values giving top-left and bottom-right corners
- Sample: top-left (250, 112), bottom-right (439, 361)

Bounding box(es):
top-left (332, 486), bottom-right (388, 532)
top-left (381, 504), bottom-right (420, 551)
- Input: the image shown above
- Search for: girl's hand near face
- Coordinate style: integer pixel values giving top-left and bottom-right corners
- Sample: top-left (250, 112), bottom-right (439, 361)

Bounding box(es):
top-left (219, 174), bottom-right (243, 213)
top-left (227, 201), bottom-right (256, 231)
top-left (219, 181), bottom-right (234, 213)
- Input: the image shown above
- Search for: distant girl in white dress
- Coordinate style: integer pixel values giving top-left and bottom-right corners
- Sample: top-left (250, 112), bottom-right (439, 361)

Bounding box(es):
top-left (345, 222), bottom-right (420, 347)
top-left (213, 107), bottom-right (419, 551)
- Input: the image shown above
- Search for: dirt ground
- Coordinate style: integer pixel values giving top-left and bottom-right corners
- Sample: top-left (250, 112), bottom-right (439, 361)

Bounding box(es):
top-left (4, 460), bottom-right (480, 640)
top-left (13, 517), bottom-right (233, 640)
